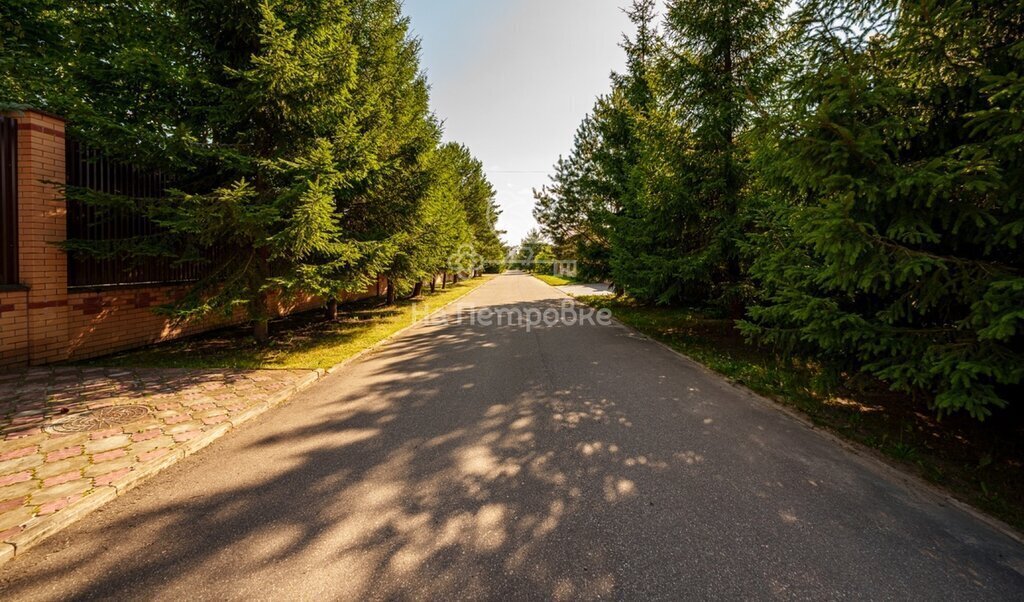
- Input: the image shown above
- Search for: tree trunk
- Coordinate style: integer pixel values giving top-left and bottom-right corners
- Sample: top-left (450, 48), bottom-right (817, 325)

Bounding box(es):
top-left (441, 271), bottom-right (447, 290)
top-left (253, 318), bottom-right (269, 344)
top-left (250, 286), bottom-right (272, 344)
top-left (453, 273), bottom-right (460, 285)
top-left (325, 298), bottom-right (338, 321)
top-left (386, 278), bottom-right (396, 305)
top-left (250, 250), bottom-right (273, 344)
top-left (430, 276), bottom-right (436, 293)
top-left (412, 281), bottom-right (423, 298)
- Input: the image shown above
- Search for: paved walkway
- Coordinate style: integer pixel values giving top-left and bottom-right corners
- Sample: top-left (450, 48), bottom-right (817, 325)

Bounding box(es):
top-left (0, 366), bottom-right (316, 562)
top-left (556, 282), bottom-right (614, 296)
top-left (1, 274), bottom-right (1022, 599)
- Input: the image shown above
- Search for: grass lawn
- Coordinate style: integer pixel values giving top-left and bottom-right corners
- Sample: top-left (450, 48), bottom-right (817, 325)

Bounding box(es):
top-left (580, 295), bottom-right (1024, 532)
top-left (533, 273), bottom-right (576, 286)
top-left (87, 276), bottom-right (493, 371)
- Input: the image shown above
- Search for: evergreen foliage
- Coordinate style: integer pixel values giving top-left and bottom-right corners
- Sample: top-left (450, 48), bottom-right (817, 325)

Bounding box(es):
top-left (743, 0), bottom-right (1024, 418)
top-left (533, 111), bottom-right (615, 280)
top-left (535, 0), bottom-right (1023, 418)
top-left (512, 229), bottom-right (552, 272)
top-left (1, 0), bottom-right (502, 341)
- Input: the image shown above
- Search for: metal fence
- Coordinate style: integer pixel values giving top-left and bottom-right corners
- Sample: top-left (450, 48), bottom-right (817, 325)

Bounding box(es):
top-left (66, 139), bottom-right (204, 288)
top-left (0, 117), bottom-right (17, 286)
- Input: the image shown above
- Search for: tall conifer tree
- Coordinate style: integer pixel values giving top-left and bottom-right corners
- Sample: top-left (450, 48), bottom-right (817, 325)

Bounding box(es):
top-left (745, 0), bottom-right (1024, 418)
top-left (649, 0), bottom-right (783, 309)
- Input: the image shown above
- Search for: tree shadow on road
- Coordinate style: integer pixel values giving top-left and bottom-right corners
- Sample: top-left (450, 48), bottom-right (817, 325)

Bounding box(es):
top-left (2, 298), bottom-right (1020, 599)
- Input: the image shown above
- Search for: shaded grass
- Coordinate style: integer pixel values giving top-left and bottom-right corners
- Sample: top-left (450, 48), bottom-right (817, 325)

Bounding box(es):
top-left (86, 277), bottom-right (493, 371)
top-left (580, 295), bottom-right (1024, 532)
top-left (533, 273), bottom-right (577, 287)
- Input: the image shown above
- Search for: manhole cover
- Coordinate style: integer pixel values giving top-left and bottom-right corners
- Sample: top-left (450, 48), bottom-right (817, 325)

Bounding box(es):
top-left (45, 405), bottom-right (151, 434)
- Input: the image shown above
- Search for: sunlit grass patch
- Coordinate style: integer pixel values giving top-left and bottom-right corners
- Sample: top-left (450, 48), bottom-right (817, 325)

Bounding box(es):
top-left (533, 274), bottom-right (577, 287)
top-left (86, 277), bottom-right (493, 371)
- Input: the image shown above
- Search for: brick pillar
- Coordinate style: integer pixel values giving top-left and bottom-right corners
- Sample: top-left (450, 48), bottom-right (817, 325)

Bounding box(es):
top-left (15, 110), bottom-right (69, 365)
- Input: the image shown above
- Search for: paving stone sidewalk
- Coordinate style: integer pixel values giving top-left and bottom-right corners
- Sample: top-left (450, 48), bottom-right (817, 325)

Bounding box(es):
top-left (0, 366), bottom-right (320, 564)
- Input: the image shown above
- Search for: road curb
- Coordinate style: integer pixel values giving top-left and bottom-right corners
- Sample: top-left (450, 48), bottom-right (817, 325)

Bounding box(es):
top-left (0, 278), bottom-right (495, 567)
top-left (554, 286), bottom-right (1024, 548)
top-left (0, 372), bottom-right (326, 565)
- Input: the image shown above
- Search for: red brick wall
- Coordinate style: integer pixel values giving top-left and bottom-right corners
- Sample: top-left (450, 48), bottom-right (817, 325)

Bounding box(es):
top-left (16, 111), bottom-right (69, 364)
top-left (64, 286), bottom-right (236, 361)
top-left (62, 284), bottom-right (378, 361)
top-left (0, 289), bottom-right (28, 365)
top-left (0, 110), bottom-right (385, 367)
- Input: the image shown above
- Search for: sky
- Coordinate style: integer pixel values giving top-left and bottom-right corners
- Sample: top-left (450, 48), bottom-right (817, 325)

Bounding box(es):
top-left (403, 0), bottom-right (631, 246)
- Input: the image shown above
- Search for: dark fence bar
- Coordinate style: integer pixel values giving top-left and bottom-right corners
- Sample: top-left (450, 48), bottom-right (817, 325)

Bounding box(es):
top-left (66, 139), bottom-right (203, 288)
top-left (0, 117), bottom-right (17, 286)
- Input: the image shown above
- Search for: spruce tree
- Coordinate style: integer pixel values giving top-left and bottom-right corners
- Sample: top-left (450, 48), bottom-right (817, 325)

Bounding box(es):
top-left (3, 0), bottom-right (503, 338)
top-left (451, 144), bottom-right (504, 271)
top-left (648, 0), bottom-right (783, 310)
top-left (514, 230), bottom-right (550, 272)
top-left (533, 111), bottom-right (615, 280)
top-left (146, 0), bottom-right (373, 341)
top-left (405, 143), bottom-right (474, 290)
top-left (534, 2), bottom-right (659, 289)
top-left (744, 0), bottom-right (1024, 418)
top-left (1, 0), bottom-right (199, 166)
top-left (341, 0), bottom-right (439, 303)
top-left (602, 0), bottom-right (660, 297)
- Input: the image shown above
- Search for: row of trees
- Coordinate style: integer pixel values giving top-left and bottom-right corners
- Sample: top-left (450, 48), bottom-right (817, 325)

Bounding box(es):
top-left (1, 0), bottom-right (504, 340)
top-left (534, 0), bottom-right (1023, 419)
top-left (508, 229), bottom-right (555, 273)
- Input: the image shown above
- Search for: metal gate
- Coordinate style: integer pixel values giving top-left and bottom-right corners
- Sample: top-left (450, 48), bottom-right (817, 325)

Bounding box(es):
top-left (0, 116), bottom-right (17, 286)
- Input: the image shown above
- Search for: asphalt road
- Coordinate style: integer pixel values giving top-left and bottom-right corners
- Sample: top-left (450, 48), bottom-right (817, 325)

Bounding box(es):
top-left (2, 273), bottom-right (1023, 600)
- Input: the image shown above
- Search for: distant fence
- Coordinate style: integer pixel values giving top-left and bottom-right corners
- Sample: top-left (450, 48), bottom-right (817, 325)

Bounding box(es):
top-left (0, 117), bottom-right (17, 285)
top-left (65, 138), bottom-right (206, 288)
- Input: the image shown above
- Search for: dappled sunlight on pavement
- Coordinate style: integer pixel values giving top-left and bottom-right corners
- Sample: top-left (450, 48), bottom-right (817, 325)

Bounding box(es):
top-left (0, 274), bottom-right (1022, 599)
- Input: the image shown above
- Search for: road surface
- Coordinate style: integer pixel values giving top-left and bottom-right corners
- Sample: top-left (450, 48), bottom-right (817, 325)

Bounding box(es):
top-left (556, 282), bottom-right (614, 297)
top-left (2, 273), bottom-right (1022, 600)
